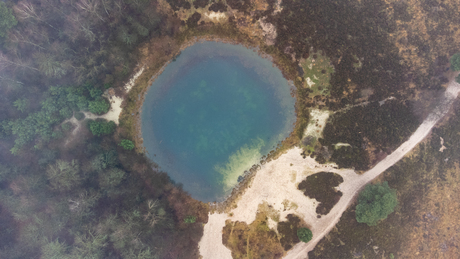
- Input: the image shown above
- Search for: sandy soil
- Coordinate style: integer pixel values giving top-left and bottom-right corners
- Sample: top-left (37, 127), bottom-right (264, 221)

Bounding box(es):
top-left (199, 77), bottom-right (460, 259)
top-left (83, 66), bottom-right (145, 125)
top-left (303, 109), bottom-right (330, 139)
top-left (61, 67), bottom-right (145, 146)
top-left (204, 12), bottom-right (227, 22)
top-left (63, 117), bottom-right (81, 147)
top-left (259, 18), bottom-right (277, 45)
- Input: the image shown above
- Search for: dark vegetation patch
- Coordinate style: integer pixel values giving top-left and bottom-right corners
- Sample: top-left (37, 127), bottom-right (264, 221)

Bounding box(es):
top-left (318, 100), bottom-right (420, 170)
top-left (187, 12), bottom-right (202, 28)
top-left (275, 0), bottom-right (410, 109)
top-left (0, 205), bottom-right (17, 248)
top-left (277, 214), bottom-right (302, 250)
top-left (227, 0), bottom-right (252, 13)
top-left (209, 1), bottom-right (228, 12)
top-left (310, 105), bottom-right (460, 258)
top-left (393, 2), bottom-right (412, 22)
top-left (166, 0), bottom-right (191, 11)
top-left (298, 172), bottom-right (343, 215)
top-left (193, 0), bottom-right (210, 9)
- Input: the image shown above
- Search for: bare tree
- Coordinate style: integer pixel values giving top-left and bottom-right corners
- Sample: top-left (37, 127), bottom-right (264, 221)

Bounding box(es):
top-left (0, 52), bottom-right (39, 72)
top-left (9, 30), bottom-right (45, 50)
top-left (143, 200), bottom-right (166, 227)
top-left (13, 1), bottom-right (42, 21)
top-left (75, 0), bottom-right (105, 21)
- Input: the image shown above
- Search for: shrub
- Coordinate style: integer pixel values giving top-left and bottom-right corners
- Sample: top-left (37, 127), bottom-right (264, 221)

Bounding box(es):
top-left (456, 74), bottom-right (460, 84)
top-left (355, 181), bottom-right (398, 226)
top-left (75, 112), bottom-right (85, 121)
top-left (119, 139), bottom-right (135, 150)
top-left (46, 159), bottom-right (81, 192)
top-left (88, 120), bottom-right (116, 136)
top-left (184, 215), bottom-right (196, 224)
top-left (99, 168), bottom-right (126, 189)
top-left (450, 53), bottom-right (460, 71)
top-left (297, 227), bottom-right (313, 243)
top-left (89, 97), bottom-right (110, 115)
top-left (13, 98), bottom-right (28, 113)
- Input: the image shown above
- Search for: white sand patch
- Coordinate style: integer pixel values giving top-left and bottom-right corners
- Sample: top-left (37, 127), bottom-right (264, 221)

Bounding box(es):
top-left (303, 109), bottom-right (330, 139)
top-left (200, 148), bottom-right (348, 258)
top-left (333, 143), bottom-right (351, 149)
top-left (199, 213), bottom-right (233, 259)
top-left (439, 137), bottom-right (447, 152)
top-left (267, 217), bottom-right (279, 233)
top-left (124, 66), bottom-right (145, 92)
top-left (259, 18), bottom-right (277, 45)
top-left (306, 77), bottom-right (315, 88)
top-left (83, 66), bottom-right (145, 125)
top-left (274, 0), bottom-right (283, 13)
top-left (205, 11), bottom-right (227, 21)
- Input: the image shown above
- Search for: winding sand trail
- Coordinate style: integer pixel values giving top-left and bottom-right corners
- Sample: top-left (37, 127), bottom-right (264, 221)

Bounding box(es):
top-left (199, 76), bottom-right (460, 259)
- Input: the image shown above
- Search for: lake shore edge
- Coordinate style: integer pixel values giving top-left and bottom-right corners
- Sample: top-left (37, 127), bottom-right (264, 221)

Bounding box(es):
top-left (120, 24), bottom-right (304, 210)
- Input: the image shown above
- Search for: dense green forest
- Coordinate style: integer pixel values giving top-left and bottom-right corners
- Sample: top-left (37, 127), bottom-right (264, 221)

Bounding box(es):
top-left (0, 0), bottom-right (207, 258)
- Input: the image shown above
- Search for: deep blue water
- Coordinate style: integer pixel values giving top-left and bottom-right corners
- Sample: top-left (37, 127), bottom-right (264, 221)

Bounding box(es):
top-left (141, 41), bottom-right (295, 202)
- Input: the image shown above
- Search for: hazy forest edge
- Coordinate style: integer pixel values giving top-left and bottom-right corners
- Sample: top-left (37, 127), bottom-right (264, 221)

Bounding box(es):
top-left (0, 0), bottom-right (460, 258)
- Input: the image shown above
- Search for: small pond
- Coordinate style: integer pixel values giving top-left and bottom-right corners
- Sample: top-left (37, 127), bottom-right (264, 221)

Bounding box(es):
top-left (141, 41), bottom-right (296, 202)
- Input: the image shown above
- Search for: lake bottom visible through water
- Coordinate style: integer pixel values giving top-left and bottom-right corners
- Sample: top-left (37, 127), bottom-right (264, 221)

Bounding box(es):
top-left (141, 41), bottom-right (295, 202)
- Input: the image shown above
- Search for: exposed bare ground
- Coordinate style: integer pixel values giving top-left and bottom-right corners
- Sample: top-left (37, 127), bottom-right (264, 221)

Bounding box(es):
top-left (199, 75), bottom-right (460, 258)
top-left (61, 67), bottom-right (145, 147)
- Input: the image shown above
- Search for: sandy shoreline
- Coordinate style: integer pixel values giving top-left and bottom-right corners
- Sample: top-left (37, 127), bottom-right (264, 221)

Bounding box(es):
top-left (199, 75), bottom-right (460, 259)
top-left (199, 147), bottom-right (354, 259)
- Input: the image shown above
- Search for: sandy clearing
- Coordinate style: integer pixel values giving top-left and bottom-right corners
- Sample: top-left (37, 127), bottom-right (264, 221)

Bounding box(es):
top-left (83, 95), bottom-right (124, 125)
top-left (200, 148), bottom-right (355, 258)
top-left (200, 77), bottom-right (460, 259)
top-left (303, 109), bottom-right (330, 139)
top-left (305, 77), bottom-right (315, 87)
top-left (61, 66), bottom-right (145, 146)
top-left (259, 18), bottom-right (277, 45)
top-left (200, 213), bottom-right (233, 259)
top-left (83, 66), bottom-right (145, 125)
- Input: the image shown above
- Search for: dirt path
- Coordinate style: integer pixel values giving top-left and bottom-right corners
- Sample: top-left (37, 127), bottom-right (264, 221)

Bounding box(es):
top-left (200, 76), bottom-right (460, 259)
top-left (287, 77), bottom-right (460, 258)
top-left (61, 66), bottom-right (145, 147)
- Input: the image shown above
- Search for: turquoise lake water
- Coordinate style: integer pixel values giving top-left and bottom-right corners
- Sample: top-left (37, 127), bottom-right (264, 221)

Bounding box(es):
top-left (141, 41), bottom-right (296, 202)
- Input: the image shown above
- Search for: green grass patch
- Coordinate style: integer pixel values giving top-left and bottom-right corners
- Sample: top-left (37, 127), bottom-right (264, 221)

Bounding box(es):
top-left (300, 50), bottom-right (334, 97)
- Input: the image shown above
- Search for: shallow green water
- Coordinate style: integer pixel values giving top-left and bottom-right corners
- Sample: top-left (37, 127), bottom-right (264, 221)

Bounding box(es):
top-left (141, 41), bottom-right (295, 202)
